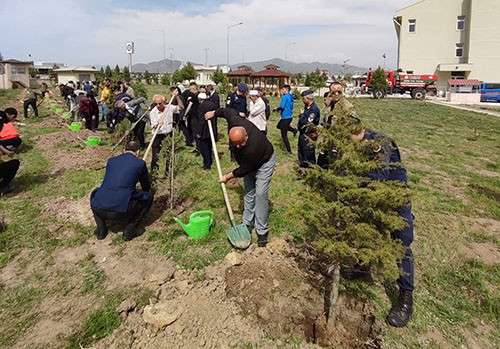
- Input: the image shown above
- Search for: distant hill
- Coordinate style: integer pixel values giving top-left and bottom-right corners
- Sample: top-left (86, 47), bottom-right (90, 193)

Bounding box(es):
top-left (130, 58), bottom-right (367, 75)
top-left (231, 58), bottom-right (367, 75)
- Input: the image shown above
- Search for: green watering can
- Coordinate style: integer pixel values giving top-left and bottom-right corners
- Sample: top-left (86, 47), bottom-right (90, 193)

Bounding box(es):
top-left (85, 136), bottom-right (101, 147)
top-left (68, 122), bottom-right (82, 132)
top-left (174, 210), bottom-right (214, 240)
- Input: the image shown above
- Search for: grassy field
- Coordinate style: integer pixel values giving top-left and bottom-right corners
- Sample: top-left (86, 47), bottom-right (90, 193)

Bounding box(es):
top-left (0, 85), bottom-right (498, 348)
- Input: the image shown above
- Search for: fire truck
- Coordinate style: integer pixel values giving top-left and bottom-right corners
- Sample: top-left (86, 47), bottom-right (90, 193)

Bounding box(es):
top-left (365, 70), bottom-right (438, 100)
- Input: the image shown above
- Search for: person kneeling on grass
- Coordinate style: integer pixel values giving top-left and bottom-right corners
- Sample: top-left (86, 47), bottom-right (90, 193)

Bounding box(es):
top-left (90, 141), bottom-right (153, 241)
top-left (0, 108), bottom-right (22, 154)
top-left (205, 108), bottom-right (276, 247)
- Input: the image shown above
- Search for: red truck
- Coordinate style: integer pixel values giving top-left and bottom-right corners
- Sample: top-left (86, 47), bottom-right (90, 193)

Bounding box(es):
top-left (365, 70), bottom-right (438, 100)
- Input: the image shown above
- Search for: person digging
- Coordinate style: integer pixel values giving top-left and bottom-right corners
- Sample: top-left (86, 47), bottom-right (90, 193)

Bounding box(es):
top-left (205, 108), bottom-right (276, 247)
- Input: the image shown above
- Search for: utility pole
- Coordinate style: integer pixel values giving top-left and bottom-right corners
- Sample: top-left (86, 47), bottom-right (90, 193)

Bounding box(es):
top-left (227, 22), bottom-right (243, 67)
top-left (204, 48), bottom-right (210, 66)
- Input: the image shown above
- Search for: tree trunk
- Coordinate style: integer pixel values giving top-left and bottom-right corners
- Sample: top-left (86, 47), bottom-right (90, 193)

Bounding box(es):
top-left (324, 263), bottom-right (340, 327)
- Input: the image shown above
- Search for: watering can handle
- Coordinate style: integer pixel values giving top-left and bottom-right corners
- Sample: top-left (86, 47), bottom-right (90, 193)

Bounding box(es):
top-left (207, 119), bottom-right (236, 225)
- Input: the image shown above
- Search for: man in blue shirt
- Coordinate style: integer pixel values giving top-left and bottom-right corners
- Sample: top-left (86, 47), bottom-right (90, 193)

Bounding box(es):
top-left (297, 90), bottom-right (320, 167)
top-left (90, 141), bottom-right (153, 241)
top-left (274, 84), bottom-right (296, 154)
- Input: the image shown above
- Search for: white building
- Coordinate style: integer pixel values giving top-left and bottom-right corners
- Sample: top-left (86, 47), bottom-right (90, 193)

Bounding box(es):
top-left (394, 0), bottom-right (500, 90)
top-left (54, 66), bottom-right (97, 84)
top-left (192, 65), bottom-right (230, 85)
top-left (0, 59), bottom-right (33, 89)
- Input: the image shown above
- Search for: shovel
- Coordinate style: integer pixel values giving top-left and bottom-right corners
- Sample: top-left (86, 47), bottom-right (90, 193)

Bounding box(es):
top-left (112, 109), bottom-right (150, 151)
top-left (207, 118), bottom-right (251, 250)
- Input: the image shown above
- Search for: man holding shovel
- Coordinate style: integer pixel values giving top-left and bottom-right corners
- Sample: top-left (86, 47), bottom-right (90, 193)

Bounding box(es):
top-left (205, 108), bottom-right (276, 247)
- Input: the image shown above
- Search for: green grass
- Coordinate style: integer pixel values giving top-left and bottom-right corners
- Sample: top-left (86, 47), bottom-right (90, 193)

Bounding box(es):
top-left (66, 296), bottom-right (121, 349)
top-left (1, 87), bottom-right (499, 348)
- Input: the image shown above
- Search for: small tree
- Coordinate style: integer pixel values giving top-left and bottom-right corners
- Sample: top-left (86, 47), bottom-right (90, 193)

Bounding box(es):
top-left (123, 66), bottom-right (131, 82)
top-left (144, 70), bottom-right (152, 85)
top-left (113, 64), bottom-right (122, 81)
top-left (0, 51), bottom-right (3, 61)
top-left (213, 68), bottom-right (226, 85)
top-left (300, 115), bottom-right (409, 320)
top-left (371, 67), bottom-right (388, 98)
top-left (306, 69), bottom-right (328, 94)
top-left (181, 62), bottom-right (197, 81)
top-left (160, 74), bottom-right (171, 86)
top-left (131, 81), bottom-right (148, 99)
top-left (171, 69), bottom-right (184, 84)
top-left (104, 65), bottom-right (113, 79)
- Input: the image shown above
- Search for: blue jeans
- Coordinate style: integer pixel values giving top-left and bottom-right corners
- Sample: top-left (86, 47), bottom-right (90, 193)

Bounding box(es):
top-left (99, 103), bottom-right (109, 122)
top-left (243, 153), bottom-right (277, 236)
top-left (394, 205), bottom-right (415, 292)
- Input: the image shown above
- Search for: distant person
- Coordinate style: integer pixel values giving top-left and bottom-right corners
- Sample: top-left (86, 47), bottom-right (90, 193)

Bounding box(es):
top-left (22, 86), bottom-right (41, 118)
top-left (207, 84), bottom-right (220, 140)
top-left (226, 83), bottom-right (248, 117)
top-left (274, 84), bottom-right (296, 154)
top-left (258, 88), bottom-right (271, 121)
top-left (123, 81), bottom-right (135, 99)
top-left (248, 90), bottom-right (267, 133)
top-left (297, 90), bottom-right (320, 167)
top-left (99, 81), bottom-right (112, 122)
top-left (0, 110), bottom-right (20, 196)
top-left (90, 141), bottom-right (153, 241)
top-left (83, 81), bottom-right (93, 94)
top-left (87, 91), bottom-right (99, 131)
top-left (181, 82), bottom-right (199, 148)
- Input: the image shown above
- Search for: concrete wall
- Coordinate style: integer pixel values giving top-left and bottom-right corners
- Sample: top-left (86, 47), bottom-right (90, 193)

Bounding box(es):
top-left (468, 0), bottom-right (500, 83)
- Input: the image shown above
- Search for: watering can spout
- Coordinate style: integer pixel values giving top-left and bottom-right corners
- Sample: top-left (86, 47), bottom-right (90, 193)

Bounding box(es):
top-left (174, 217), bottom-right (190, 232)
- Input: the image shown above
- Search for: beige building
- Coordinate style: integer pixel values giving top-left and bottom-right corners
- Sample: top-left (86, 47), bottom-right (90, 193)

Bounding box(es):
top-left (394, 0), bottom-right (500, 90)
top-left (0, 59), bottom-right (33, 89)
top-left (54, 66), bottom-right (97, 85)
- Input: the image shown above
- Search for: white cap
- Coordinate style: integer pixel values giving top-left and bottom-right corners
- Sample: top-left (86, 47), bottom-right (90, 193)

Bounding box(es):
top-left (198, 92), bottom-right (208, 100)
top-left (249, 90), bottom-right (259, 96)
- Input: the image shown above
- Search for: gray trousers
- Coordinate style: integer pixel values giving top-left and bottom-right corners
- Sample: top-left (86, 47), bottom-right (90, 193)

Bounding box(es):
top-left (242, 152), bottom-right (276, 236)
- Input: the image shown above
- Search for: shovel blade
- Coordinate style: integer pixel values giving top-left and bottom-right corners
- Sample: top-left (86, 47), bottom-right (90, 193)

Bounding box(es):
top-left (226, 224), bottom-right (251, 250)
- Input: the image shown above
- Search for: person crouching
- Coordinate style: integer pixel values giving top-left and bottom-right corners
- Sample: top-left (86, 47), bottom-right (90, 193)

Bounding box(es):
top-left (90, 141), bottom-right (153, 241)
top-left (0, 108), bottom-right (22, 154)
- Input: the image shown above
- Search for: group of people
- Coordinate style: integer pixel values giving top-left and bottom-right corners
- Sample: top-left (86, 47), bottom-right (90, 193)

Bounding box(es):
top-left (0, 77), bottom-right (415, 328)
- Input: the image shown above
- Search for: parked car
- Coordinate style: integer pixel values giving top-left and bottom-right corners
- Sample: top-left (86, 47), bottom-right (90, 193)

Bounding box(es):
top-left (480, 83), bottom-right (500, 103)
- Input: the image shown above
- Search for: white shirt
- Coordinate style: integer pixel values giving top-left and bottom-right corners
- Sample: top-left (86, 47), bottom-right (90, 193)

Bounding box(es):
top-left (149, 104), bottom-right (180, 135)
top-left (248, 97), bottom-right (267, 131)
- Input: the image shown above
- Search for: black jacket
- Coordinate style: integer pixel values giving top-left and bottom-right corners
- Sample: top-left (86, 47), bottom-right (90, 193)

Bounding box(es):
top-left (194, 100), bottom-right (218, 140)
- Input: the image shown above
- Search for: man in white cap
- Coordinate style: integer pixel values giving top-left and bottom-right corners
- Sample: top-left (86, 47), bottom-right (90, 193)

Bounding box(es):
top-left (248, 90), bottom-right (267, 134)
top-left (149, 91), bottom-right (184, 174)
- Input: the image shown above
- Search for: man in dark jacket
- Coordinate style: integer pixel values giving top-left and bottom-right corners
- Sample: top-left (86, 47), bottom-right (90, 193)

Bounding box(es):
top-left (205, 108), bottom-right (276, 247)
top-left (195, 93), bottom-right (218, 169)
top-left (181, 82), bottom-right (199, 147)
top-left (226, 83), bottom-right (248, 117)
top-left (297, 90), bottom-right (320, 167)
top-left (90, 141), bottom-right (153, 241)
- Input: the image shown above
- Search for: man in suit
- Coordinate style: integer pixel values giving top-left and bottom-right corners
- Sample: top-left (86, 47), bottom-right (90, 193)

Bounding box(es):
top-left (90, 141), bottom-right (153, 241)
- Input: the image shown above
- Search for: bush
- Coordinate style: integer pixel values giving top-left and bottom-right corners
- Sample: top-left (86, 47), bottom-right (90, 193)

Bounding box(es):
top-left (371, 67), bottom-right (388, 96)
top-left (131, 81), bottom-right (147, 99)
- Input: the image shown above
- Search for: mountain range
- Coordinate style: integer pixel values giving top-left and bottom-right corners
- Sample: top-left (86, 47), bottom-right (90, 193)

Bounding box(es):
top-left (131, 58), bottom-right (367, 75)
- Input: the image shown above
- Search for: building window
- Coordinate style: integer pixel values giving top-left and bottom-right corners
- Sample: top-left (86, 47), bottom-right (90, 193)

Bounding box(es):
top-left (456, 43), bottom-right (464, 58)
top-left (408, 19), bottom-right (416, 33)
top-left (12, 66), bottom-right (26, 74)
top-left (457, 16), bottom-right (466, 30)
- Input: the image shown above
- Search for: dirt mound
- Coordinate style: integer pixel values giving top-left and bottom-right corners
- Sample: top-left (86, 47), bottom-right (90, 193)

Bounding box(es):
top-left (36, 130), bottom-right (112, 174)
top-left (95, 239), bottom-right (380, 349)
top-left (462, 242), bottom-right (500, 266)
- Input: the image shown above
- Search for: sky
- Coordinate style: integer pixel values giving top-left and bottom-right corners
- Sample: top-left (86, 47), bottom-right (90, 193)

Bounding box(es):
top-left (0, 0), bottom-right (416, 68)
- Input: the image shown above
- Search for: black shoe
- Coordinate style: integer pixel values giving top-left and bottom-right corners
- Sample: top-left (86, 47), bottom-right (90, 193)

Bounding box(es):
top-left (94, 227), bottom-right (108, 240)
top-left (386, 289), bottom-right (413, 328)
top-left (123, 225), bottom-right (144, 241)
top-left (0, 184), bottom-right (14, 196)
top-left (257, 233), bottom-right (268, 247)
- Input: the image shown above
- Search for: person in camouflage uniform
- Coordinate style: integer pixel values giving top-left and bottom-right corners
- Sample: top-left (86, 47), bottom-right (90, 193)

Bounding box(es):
top-left (323, 81), bottom-right (357, 127)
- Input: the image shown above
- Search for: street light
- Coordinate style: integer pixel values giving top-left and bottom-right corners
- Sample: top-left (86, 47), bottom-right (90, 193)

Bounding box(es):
top-left (285, 42), bottom-right (296, 61)
top-left (227, 22), bottom-right (243, 66)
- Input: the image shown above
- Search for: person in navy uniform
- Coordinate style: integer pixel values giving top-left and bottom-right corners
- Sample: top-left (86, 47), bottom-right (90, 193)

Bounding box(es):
top-left (226, 83), bottom-right (248, 117)
top-left (345, 115), bottom-right (415, 328)
top-left (90, 141), bottom-right (153, 241)
top-left (297, 90), bottom-right (320, 167)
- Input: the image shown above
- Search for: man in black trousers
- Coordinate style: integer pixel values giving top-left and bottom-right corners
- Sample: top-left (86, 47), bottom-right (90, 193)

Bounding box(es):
top-left (90, 141), bottom-right (153, 241)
